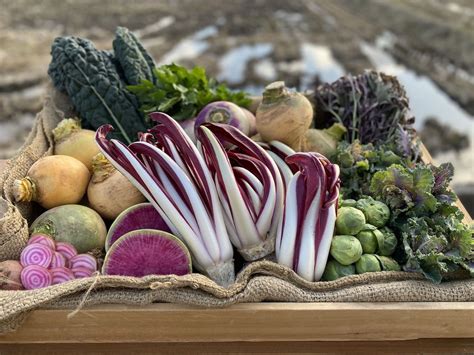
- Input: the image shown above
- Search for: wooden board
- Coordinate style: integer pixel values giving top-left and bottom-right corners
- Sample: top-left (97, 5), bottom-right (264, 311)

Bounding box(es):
top-left (1, 303), bottom-right (473, 344)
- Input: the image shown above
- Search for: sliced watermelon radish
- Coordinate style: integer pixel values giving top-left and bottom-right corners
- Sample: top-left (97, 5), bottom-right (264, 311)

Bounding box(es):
top-left (105, 203), bottom-right (170, 251)
top-left (102, 229), bottom-right (191, 278)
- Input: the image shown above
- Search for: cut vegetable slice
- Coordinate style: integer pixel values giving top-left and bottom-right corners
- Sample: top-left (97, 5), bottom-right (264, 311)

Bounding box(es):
top-left (21, 265), bottom-right (52, 290)
top-left (106, 203), bottom-right (170, 251)
top-left (102, 229), bottom-right (192, 278)
top-left (20, 244), bottom-right (54, 268)
top-left (50, 267), bottom-right (75, 285)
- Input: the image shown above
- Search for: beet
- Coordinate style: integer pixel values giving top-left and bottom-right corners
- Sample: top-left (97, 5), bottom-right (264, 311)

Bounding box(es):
top-left (106, 203), bottom-right (170, 251)
top-left (102, 229), bottom-right (191, 277)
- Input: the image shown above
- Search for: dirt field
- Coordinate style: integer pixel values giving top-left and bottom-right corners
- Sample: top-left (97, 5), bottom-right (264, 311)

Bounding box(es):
top-left (0, 0), bottom-right (473, 208)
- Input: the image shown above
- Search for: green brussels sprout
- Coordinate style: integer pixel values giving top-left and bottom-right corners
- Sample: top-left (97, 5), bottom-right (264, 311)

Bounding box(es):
top-left (330, 235), bottom-right (363, 266)
top-left (340, 199), bottom-right (357, 208)
top-left (322, 260), bottom-right (356, 281)
top-left (335, 207), bottom-right (366, 235)
top-left (355, 254), bottom-right (382, 274)
top-left (375, 255), bottom-right (401, 271)
top-left (356, 224), bottom-right (379, 254)
top-left (356, 197), bottom-right (390, 227)
top-left (376, 227), bottom-right (398, 256)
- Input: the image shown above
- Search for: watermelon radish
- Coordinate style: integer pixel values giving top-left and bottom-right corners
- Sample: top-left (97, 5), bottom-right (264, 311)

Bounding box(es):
top-left (102, 229), bottom-right (191, 277)
top-left (105, 203), bottom-right (170, 251)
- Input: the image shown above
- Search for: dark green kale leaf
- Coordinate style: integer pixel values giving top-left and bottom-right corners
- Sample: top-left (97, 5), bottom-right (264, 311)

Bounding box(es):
top-left (113, 27), bottom-right (156, 86)
top-left (48, 36), bottom-right (146, 143)
top-left (128, 63), bottom-right (251, 121)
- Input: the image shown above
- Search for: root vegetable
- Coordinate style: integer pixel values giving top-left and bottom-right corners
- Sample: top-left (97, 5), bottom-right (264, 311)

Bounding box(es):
top-left (30, 205), bottom-right (106, 253)
top-left (21, 265), bottom-right (52, 290)
top-left (87, 153), bottom-right (145, 220)
top-left (13, 155), bottom-right (90, 209)
top-left (195, 101), bottom-right (256, 136)
top-left (69, 254), bottom-right (97, 272)
top-left (50, 267), bottom-right (75, 285)
top-left (50, 252), bottom-right (67, 268)
top-left (53, 118), bottom-right (101, 170)
top-left (256, 81), bottom-right (313, 151)
top-left (0, 260), bottom-right (23, 290)
top-left (28, 234), bottom-right (56, 250)
top-left (55, 242), bottom-right (78, 261)
top-left (102, 229), bottom-right (192, 278)
top-left (72, 267), bottom-right (94, 278)
top-left (20, 244), bottom-right (54, 268)
top-left (302, 123), bottom-right (347, 157)
top-left (106, 203), bottom-right (171, 251)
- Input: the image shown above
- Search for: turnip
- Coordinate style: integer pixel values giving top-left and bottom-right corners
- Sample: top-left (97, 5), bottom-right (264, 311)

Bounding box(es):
top-left (102, 229), bottom-right (192, 278)
top-left (302, 123), bottom-right (347, 158)
top-left (195, 101), bottom-right (256, 137)
top-left (13, 155), bottom-right (90, 209)
top-left (256, 81), bottom-right (313, 151)
top-left (0, 260), bottom-right (23, 290)
top-left (30, 204), bottom-right (107, 253)
top-left (106, 203), bottom-right (171, 251)
top-left (87, 153), bottom-right (145, 220)
top-left (53, 118), bottom-right (100, 171)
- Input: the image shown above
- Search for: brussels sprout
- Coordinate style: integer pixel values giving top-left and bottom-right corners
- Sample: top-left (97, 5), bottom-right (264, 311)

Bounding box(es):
top-left (375, 255), bottom-right (401, 271)
top-left (335, 207), bottom-right (366, 235)
top-left (340, 199), bottom-right (357, 208)
top-left (355, 254), bottom-right (382, 274)
top-left (376, 227), bottom-right (398, 256)
top-left (330, 235), bottom-right (363, 265)
top-left (356, 224), bottom-right (378, 254)
top-left (322, 260), bottom-right (356, 281)
top-left (356, 197), bottom-right (390, 227)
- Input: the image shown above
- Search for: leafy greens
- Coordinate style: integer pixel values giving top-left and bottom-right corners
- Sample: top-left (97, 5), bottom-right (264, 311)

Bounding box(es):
top-left (128, 63), bottom-right (251, 121)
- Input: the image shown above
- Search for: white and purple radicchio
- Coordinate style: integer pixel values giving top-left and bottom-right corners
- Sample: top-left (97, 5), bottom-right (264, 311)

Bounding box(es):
top-left (95, 113), bottom-right (234, 286)
top-left (276, 153), bottom-right (340, 282)
top-left (196, 124), bottom-right (285, 261)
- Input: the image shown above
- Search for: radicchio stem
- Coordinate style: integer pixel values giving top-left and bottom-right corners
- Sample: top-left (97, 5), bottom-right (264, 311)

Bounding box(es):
top-left (95, 114), bottom-right (235, 286)
top-left (276, 152), bottom-right (340, 282)
top-left (196, 124), bottom-right (285, 261)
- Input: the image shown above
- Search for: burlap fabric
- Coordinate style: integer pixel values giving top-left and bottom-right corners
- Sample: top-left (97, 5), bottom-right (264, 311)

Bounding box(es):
top-left (0, 86), bottom-right (472, 335)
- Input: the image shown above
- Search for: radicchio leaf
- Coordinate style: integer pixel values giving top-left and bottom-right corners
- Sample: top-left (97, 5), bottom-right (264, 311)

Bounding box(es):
top-left (276, 152), bottom-right (340, 281)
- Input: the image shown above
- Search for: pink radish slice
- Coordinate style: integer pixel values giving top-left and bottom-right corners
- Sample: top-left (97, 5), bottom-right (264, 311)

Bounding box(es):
top-left (21, 265), bottom-right (52, 289)
top-left (49, 252), bottom-right (67, 268)
top-left (69, 254), bottom-right (97, 272)
top-left (102, 229), bottom-right (192, 277)
top-left (20, 243), bottom-right (54, 268)
top-left (105, 203), bottom-right (170, 251)
top-left (50, 267), bottom-right (75, 285)
top-left (28, 234), bottom-right (56, 250)
top-left (55, 242), bottom-right (78, 260)
top-left (72, 267), bottom-right (94, 279)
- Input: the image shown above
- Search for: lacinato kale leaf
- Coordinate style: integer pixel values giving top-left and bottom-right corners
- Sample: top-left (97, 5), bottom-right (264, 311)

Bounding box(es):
top-left (128, 63), bottom-right (251, 121)
top-left (113, 26), bottom-right (156, 85)
top-left (48, 36), bottom-right (147, 143)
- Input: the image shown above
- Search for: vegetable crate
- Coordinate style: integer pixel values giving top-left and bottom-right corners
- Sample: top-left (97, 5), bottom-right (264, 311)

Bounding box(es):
top-left (0, 26), bottom-right (473, 353)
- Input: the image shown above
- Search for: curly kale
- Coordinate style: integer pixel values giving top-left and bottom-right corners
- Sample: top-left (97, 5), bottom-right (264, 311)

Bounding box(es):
top-left (48, 36), bottom-right (146, 143)
top-left (368, 162), bottom-right (472, 283)
top-left (313, 70), bottom-right (418, 158)
top-left (113, 26), bottom-right (156, 85)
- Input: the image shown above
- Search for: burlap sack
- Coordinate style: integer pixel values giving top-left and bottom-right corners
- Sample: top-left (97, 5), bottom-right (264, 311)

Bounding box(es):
top-left (0, 85), bottom-right (472, 335)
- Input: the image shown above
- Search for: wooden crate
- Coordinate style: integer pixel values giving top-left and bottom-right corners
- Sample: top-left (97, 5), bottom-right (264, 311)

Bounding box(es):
top-left (1, 145), bottom-right (473, 353)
